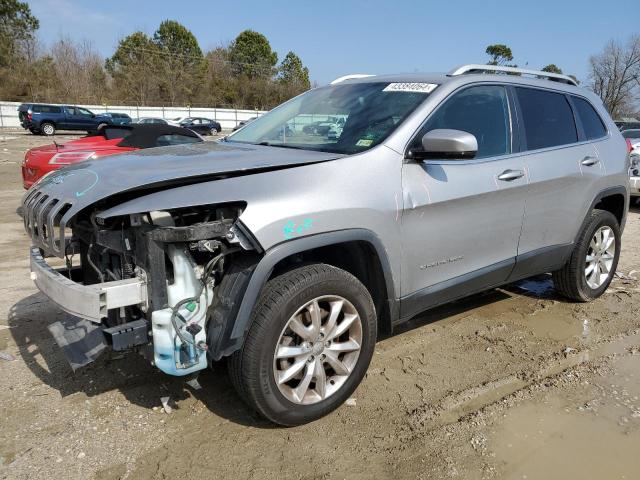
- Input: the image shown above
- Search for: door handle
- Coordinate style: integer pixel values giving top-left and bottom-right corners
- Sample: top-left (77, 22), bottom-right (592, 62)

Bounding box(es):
top-left (497, 169), bottom-right (525, 181)
top-left (581, 156), bottom-right (599, 166)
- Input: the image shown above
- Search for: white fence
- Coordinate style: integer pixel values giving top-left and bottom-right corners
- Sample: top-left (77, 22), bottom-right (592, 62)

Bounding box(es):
top-left (0, 101), bottom-right (266, 130)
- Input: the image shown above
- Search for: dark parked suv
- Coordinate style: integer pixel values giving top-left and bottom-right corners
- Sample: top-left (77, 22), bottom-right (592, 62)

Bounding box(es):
top-left (18, 103), bottom-right (116, 136)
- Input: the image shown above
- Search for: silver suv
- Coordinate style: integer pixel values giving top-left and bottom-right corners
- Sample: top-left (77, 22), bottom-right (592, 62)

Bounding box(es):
top-left (23, 64), bottom-right (629, 425)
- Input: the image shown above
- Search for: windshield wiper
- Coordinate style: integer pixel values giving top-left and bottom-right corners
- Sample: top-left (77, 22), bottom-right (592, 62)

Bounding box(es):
top-left (256, 141), bottom-right (304, 150)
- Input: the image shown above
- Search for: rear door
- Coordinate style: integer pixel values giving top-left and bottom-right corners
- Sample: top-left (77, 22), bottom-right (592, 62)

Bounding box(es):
top-left (513, 87), bottom-right (604, 269)
top-left (400, 84), bottom-right (528, 318)
top-left (191, 118), bottom-right (206, 133)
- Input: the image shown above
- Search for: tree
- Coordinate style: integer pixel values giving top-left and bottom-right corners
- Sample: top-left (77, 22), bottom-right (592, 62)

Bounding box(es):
top-left (0, 0), bottom-right (38, 66)
top-left (153, 20), bottom-right (203, 105)
top-left (485, 44), bottom-right (515, 67)
top-left (541, 64), bottom-right (563, 74)
top-left (278, 51), bottom-right (310, 89)
top-left (589, 36), bottom-right (640, 118)
top-left (228, 30), bottom-right (277, 79)
top-left (106, 32), bottom-right (160, 105)
top-left (51, 38), bottom-right (106, 103)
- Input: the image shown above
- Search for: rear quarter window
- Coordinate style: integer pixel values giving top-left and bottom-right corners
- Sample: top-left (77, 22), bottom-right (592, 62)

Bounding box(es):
top-left (32, 105), bottom-right (62, 114)
top-left (516, 88), bottom-right (577, 150)
top-left (572, 97), bottom-right (607, 140)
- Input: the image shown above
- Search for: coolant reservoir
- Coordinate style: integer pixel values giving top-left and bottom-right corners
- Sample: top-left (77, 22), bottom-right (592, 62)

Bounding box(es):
top-left (151, 244), bottom-right (213, 376)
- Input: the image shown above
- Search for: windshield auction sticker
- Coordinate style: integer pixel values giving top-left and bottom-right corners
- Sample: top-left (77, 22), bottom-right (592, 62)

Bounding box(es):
top-left (383, 82), bottom-right (438, 93)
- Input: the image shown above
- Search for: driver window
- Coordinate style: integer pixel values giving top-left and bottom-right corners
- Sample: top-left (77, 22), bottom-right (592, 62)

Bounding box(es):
top-left (412, 85), bottom-right (512, 159)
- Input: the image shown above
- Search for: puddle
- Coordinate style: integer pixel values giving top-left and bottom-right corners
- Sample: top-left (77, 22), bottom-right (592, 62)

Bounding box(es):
top-left (411, 333), bottom-right (640, 432)
top-left (489, 341), bottom-right (640, 480)
top-left (514, 276), bottom-right (555, 298)
top-left (490, 395), bottom-right (640, 480)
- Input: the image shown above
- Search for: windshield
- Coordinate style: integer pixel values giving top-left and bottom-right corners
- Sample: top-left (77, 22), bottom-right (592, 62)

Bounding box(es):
top-left (227, 82), bottom-right (435, 154)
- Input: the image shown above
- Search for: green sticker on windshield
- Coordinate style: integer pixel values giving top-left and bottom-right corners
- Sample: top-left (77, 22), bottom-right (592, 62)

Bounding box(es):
top-left (356, 138), bottom-right (373, 147)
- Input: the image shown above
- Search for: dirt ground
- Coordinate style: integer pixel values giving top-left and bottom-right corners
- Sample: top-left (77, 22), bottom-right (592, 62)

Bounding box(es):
top-left (1, 130), bottom-right (639, 480)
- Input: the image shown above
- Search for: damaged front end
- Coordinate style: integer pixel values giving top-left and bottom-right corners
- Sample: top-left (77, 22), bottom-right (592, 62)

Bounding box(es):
top-left (26, 196), bottom-right (257, 375)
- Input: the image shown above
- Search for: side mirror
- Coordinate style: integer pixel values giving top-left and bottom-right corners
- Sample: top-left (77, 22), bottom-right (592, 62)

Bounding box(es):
top-left (409, 129), bottom-right (478, 160)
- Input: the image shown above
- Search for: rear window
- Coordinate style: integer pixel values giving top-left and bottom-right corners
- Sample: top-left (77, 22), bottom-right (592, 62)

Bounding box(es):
top-left (572, 97), bottom-right (607, 140)
top-left (156, 134), bottom-right (201, 147)
top-left (32, 105), bottom-right (62, 114)
top-left (516, 88), bottom-right (577, 150)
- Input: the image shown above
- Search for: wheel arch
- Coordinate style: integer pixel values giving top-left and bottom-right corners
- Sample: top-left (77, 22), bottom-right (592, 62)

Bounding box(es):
top-left (213, 229), bottom-right (398, 359)
top-left (577, 186), bottom-right (628, 243)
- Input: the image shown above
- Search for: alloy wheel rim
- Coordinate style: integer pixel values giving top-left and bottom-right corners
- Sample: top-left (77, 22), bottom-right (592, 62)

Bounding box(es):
top-left (273, 295), bottom-right (362, 405)
top-left (585, 226), bottom-right (615, 289)
top-left (43, 125), bottom-right (53, 134)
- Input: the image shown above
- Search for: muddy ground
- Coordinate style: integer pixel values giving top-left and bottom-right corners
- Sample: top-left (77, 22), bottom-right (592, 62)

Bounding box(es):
top-left (0, 130), bottom-right (639, 480)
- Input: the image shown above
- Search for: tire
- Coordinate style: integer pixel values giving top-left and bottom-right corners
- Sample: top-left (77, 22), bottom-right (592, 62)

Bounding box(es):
top-left (228, 263), bottom-right (376, 426)
top-left (553, 209), bottom-right (620, 302)
top-left (40, 122), bottom-right (55, 136)
top-left (209, 127), bottom-right (219, 136)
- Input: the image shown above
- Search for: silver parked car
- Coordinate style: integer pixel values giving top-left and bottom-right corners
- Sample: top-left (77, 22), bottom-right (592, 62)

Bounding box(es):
top-left (23, 64), bottom-right (629, 425)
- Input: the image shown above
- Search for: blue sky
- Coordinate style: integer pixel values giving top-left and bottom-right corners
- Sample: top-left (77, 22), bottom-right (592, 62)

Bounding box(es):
top-left (29, 0), bottom-right (638, 85)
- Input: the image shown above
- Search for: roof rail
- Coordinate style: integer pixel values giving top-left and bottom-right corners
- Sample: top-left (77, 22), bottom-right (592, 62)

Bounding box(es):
top-left (448, 64), bottom-right (578, 86)
top-left (330, 74), bottom-right (375, 85)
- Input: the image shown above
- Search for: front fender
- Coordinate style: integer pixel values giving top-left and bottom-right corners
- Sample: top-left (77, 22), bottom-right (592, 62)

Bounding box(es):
top-left (210, 228), bottom-right (398, 359)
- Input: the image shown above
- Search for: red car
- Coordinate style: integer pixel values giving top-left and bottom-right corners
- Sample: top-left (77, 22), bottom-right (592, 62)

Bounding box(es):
top-left (21, 124), bottom-right (203, 189)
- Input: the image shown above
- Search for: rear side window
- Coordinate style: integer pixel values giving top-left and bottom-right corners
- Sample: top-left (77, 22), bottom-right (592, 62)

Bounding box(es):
top-left (572, 97), bottom-right (607, 140)
top-left (516, 88), bottom-right (577, 150)
top-left (33, 105), bottom-right (62, 114)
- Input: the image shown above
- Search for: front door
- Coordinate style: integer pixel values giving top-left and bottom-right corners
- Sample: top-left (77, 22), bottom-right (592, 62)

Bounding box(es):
top-left (400, 84), bottom-right (527, 319)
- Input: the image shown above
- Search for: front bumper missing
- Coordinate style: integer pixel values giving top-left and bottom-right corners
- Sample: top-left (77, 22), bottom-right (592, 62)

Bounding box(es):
top-left (29, 246), bottom-right (148, 323)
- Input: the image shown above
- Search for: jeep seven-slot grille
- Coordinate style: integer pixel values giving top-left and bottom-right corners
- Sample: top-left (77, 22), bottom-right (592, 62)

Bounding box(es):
top-left (23, 189), bottom-right (73, 257)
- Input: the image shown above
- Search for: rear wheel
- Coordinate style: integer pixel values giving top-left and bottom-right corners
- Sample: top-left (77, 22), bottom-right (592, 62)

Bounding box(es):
top-left (228, 263), bottom-right (376, 426)
top-left (209, 127), bottom-right (219, 135)
top-left (40, 122), bottom-right (55, 136)
top-left (553, 209), bottom-right (620, 301)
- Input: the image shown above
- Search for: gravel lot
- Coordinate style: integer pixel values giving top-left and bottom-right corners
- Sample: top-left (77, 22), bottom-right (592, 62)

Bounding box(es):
top-left (1, 131), bottom-right (639, 480)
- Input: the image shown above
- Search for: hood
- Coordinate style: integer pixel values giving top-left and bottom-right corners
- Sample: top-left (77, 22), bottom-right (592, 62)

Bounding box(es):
top-left (23, 141), bottom-right (345, 216)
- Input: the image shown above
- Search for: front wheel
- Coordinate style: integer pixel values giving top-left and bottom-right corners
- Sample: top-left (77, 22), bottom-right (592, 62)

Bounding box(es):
top-left (553, 209), bottom-right (621, 301)
top-left (228, 263), bottom-right (376, 426)
top-left (209, 127), bottom-right (219, 135)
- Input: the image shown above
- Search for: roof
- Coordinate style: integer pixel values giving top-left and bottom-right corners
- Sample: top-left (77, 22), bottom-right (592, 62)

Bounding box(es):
top-left (91, 124), bottom-right (201, 149)
top-left (331, 69), bottom-right (583, 94)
